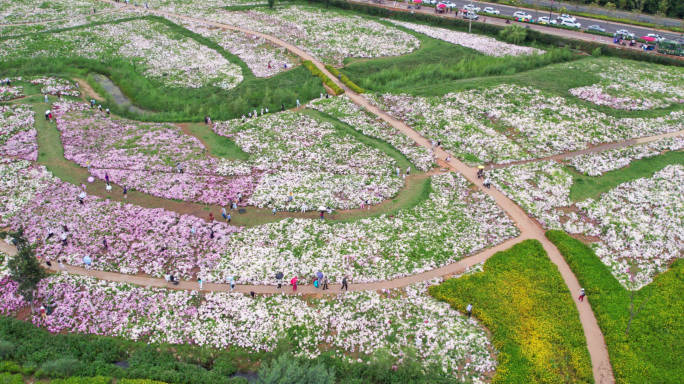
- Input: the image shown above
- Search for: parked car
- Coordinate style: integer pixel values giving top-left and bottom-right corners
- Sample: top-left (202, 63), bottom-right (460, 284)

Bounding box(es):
top-left (463, 11), bottom-right (479, 20)
top-left (464, 4), bottom-right (481, 13)
top-left (560, 19), bottom-right (581, 28)
top-left (445, 1), bottom-right (457, 9)
top-left (615, 29), bottom-right (634, 38)
top-left (513, 11), bottom-right (530, 18)
top-left (537, 16), bottom-right (554, 25)
top-left (483, 6), bottom-right (499, 14)
top-left (587, 24), bottom-right (605, 33)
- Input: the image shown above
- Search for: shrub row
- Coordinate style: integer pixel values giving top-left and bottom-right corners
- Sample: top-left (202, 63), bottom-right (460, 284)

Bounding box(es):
top-left (546, 230), bottom-right (684, 384)
top-left (302, 61), bottom-right (344, 95)
top-left (429, 240), bottom-right (594, 383)
top-left (324, 65), bottom-right (365, 93)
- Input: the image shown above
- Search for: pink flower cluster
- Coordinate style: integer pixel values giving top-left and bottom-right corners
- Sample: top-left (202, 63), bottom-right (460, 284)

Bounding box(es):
top-left (0, 277), bottom-right (26, 315)
top-left (0, 105), bottom-right (37, 161)
top-left (7, 175), bottom-right (241, 279)
top-left (52, 101), bottom-right (255, 205)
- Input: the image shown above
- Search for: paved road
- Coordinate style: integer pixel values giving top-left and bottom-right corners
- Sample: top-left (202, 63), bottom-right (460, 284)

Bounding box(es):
top-left (382, 0), bottom-right (682, 40)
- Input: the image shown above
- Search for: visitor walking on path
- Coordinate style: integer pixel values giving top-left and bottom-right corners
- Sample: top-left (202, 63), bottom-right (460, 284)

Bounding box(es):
top-left (208, 212), bottom-right (214, 222)
top-left (578, 288), bottom-right (586, 302)
top-left (291, 276), bottom-right (298, 292)
top-left (221, 207), bottom-right (227, 220)
top-left (466, 303), bottom-right (473, 317)
top-left (44, 94), bottom-right (48, 103)
top-left (322, 276), bottom-right (329, 290)
top-left (229, 276), bottom-right (235, 290)
top-left (341, 276), bottom-right (349, 291)
top-left (123, 185), bottom-right (127, 199)
top-left (198, 277), bottom-right (203, 290)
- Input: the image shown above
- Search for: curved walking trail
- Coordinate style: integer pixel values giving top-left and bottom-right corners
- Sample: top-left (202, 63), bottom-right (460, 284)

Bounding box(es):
top-left (27, 2), bottom-right (615, 382)
top-left (487, 129), bottom-right (684, 170)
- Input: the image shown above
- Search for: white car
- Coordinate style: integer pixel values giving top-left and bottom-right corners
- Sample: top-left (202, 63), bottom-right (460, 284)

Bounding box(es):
top-left (464, 4), bottom-right (481, 12)
top-left (463, 11), bottom-right (479, 20)
top-left (483, 6), bottom-right (499, 14)
top-left (537, 16), bottom-right (556, 25)
top-left (615, 29), bottom-right (634, 38)
top-left (560, 19), bottom-right (581, 28)
top-left (647, 33), bottom-right (664, 42)
top-left (513, 11), bottom-right (531, 19)
top-left (560, 13), bottom-right (577, 22)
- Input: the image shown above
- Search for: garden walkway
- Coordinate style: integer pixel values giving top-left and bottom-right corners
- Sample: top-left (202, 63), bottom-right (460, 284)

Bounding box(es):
top-left (22, 2), bottom-right (616, 381)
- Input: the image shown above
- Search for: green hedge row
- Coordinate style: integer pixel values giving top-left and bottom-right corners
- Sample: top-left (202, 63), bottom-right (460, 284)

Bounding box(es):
top-left (324, 64), bottom-right (365, 93)
top-left (302, 61), bottom-right (344, 95)
top-left (546, 230), bottom-right (684, 384)
top-left (305, 0), bottom-right (683, 67)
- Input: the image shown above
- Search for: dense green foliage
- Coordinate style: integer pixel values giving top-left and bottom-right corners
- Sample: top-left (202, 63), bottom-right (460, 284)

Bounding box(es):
top-left (302, 61), bottom-right (343, 95)
top-left (0, 317), bottom-right (458, 384)
top-left (499, 25), bottom-right (527, 45)
top-left (6, 230), bottom-right (46, 304)
top-left (569, 150), bottom-right (684, 201)
top-left (429, 240), bottom-right (593, 383)
top-left (257, 354), bottom-right (335, 384)
top-left (546, 231), bottom-right (684, 384)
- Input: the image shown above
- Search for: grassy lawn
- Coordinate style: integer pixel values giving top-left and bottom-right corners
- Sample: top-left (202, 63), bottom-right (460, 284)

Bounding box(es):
top-left (181, 123), bottom-right (249, 161)
top-left (569, 150), bottom-right (684, 202)
top-left (429, 240), bottom-right (593, 384)
top-left (546, 231), bottom-right (684, 384)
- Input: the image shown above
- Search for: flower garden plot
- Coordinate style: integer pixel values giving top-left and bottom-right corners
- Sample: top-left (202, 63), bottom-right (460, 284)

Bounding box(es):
top-left (214, 111), bottom-right (404, 210)
top-left (53, 101), bottom-right (254, 205)
top-left (490, 161), bottom-right (684, 290)
top-left (0, 18), bottom-right (243, 90)
top-left (209, 5), bottom-right (420, 65)
top-left (0, 0), bottom-right (116, 25)
top-left (0, 105), bottom-right (37, 161)
top-left (205, 173), bottom-right (518, 285)
top-left (309, 96), bottom-right (434, 172)
top-left (569, 136), bottom-right (684, 176)
top-left (385, 20), bottom-right (544, 57)
top-left (372, 85), bottom-right (684, 164)
top-left (26, 273), bottom-right (496, 380)
top-left (564, 58), bottom-right (684, 110)
top-left (0, 163), bottom-right (240, 279)
top-left (29, 77), bottom-right (80, 97)
top-left (171, 18), bottom-right (299, 78)
top-left (0, 85), bottom-right (23, 101)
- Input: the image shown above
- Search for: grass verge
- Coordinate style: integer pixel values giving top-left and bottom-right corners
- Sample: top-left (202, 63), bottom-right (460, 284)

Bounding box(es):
top-left (569, 150), bottom-right (684, 201)
top-left (429, 239), bottom-right (594, 384)
top-left (303, 61), bottom-right (344, 95)
top-left (546, 230), bottom-right (684, 384)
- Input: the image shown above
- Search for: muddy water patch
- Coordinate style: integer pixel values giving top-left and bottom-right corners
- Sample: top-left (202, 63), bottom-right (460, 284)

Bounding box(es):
top-left (92, 73), bottom-right (150, 115)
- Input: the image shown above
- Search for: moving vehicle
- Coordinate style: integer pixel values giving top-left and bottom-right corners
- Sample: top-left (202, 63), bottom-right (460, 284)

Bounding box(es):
top-left (464, 4), bottom-right (481, 13)
top-left (587, 25), bottom-right (605, 33)
top-left (483, 6), bottom-right (499, 15)
top-left (615, 29), bottom-right (634, 38)
top-left (513, 11), bottom-right (530, 18)
top-left (537, 16), bottom-right (556, 25)
top-left (560, 13), bottom-right (576, 22)
top-left (647, 33), bottom-right (664, 42)
top-left (560, 20), bottom-right (581, 28)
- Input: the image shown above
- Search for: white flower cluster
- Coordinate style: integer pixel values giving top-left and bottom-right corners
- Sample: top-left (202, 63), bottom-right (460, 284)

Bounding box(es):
top-left (571, 165), bottom-right (684, 289)
top-left (564, 58), bottom-right (684, 110)
top-left (372, 85), bottom-right (684, 163)
top-left (170, 17), bottom-right (298, 77)
top-left (0, 19), bottom-right (243, 90)
top-left (386, 19), bottom-right (545, 57)
top-left (30, 77), bottom-right (80, 97)
top-left (0, 250), bottom-right (9, 278)
top-left (0, 0), bottom-right (115, 25)
top-left (209, 5), bottom-right (420, 65)
top-left (214, 111), bottom-right (403, 210)
top-left (0, 85), bottom-right (23, 101)
top-left (569, 136), bottom-right (684, 176)
top-left (0, 160), bottom-right (56, 224)
top-left (36, 273), bottom-right (496, 379)
top-left (0, 104), bottom-right (37, 161)
top-left (205, 173), bottom-right (518, 284)
top-left (309, 96), bottom-right (434, 171)
top-left (489, 161), bottom-right (573, 229)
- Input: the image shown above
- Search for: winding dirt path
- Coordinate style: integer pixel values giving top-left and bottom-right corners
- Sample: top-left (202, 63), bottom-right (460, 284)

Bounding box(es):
top-left (20, 2), bottom-right (615, 381)
top-left (487, 129), bottom-right (684, 170)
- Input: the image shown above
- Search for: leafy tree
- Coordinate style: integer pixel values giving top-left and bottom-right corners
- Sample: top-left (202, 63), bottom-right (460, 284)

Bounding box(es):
top-left (5, 228), bottom-right (46, 305)
top-left (257, 354), bottom-right (335, 384)
top-left (499, 25), bottom-right (528, 45)
top-left (268, 0), bottom-right (275, 9)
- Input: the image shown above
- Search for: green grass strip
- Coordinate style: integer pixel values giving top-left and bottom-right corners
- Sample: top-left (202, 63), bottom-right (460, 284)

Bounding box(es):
top-left (181, 123), bottom-right (249, 161)
top-left (429, 240), bottom-right (594, 384)
top-left (302, 61), bottom-right (343, 95)
top-left (324, 65), bottom-right (364, 93)
top-left (546, 230), bottom-right (684, 384)
top-left (569, 150), bottom-right (684, 202)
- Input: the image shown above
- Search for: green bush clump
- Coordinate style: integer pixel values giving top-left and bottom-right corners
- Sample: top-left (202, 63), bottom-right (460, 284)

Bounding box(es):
top-left (38, 358), bottom-right (85, 379)
top-left (0, 342), bottom-right (14, 361)
top-left (257, 354), bottom-right (335, 384)
top-left (498, 25), bottom-right (527, 44)
top-left (324, 65), bottom-right (364, 93)
top-left (0, 362), bottom-right (20, 374)
top-left (119, 379), bottom-right (168, 384)
top-left (429, 240), bottom-right (594, 383)
top-left (211, 355), bottom-right (237, 377)
top-left (0, 372), bottom-right (23, 384)
top-left (547, 230), bottom-right (684, 384)
top-left (302, 61), bottom-right (343, 95)
top-left (50, 376), bottom-right (112, 383)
